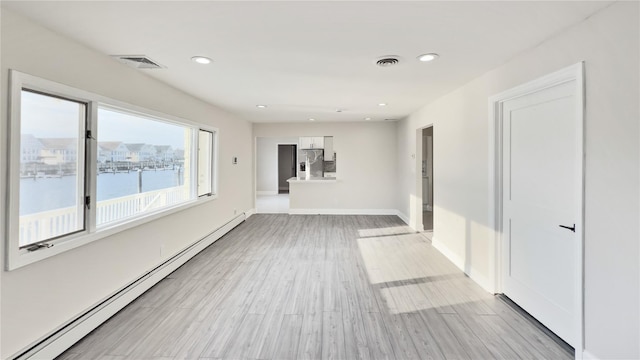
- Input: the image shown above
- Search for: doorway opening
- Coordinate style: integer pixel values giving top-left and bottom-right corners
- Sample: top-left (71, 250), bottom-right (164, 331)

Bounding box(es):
top-left (278, 144), bottom-right (297, 194)
top-left (255, 137), bottom-right (297, 214)
top-left (422, 127), bottom-right (434, 231)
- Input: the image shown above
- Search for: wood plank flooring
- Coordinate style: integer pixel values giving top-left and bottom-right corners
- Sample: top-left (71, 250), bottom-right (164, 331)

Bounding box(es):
top-left (58, 214), bottom-right (572, 360)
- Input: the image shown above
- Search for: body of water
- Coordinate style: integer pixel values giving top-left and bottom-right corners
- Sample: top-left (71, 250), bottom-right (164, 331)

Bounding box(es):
top-left (20, 170), bottom-right (184, 215)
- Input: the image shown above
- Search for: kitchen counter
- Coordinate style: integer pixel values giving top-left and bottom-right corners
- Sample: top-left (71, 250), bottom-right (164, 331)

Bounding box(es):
top-left (287, 176), bottom-right (337, 183)
top-left (287, 176), bottom-right (342, 213)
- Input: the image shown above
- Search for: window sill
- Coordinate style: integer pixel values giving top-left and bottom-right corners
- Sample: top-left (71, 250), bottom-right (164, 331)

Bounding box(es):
top-left (6, 194), bottom-right (218, 271)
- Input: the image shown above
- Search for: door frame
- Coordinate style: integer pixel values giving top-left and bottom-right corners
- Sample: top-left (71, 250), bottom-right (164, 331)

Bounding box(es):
top-left (487, 62), bottom-right (585, 357)
top-left (277, 143), bottom-right (298, 193)
top-left (253, 137), bottom-right (298, 213)
top-left (415, 124), bottom-right (434, 232)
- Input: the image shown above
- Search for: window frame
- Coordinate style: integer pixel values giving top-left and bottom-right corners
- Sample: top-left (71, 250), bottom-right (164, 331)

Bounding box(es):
top-left (6, 70), bottom-right (219, 270)
top-left (93, 103), bottom-right (201, 230)
top-left (197, 128), bottom-right (218, 198)
top-left (16, 89), bottom-right (90, 249)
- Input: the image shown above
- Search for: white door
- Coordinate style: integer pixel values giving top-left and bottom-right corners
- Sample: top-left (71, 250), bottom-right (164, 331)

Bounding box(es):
top-left (502, 79), bottom-right (581, 347)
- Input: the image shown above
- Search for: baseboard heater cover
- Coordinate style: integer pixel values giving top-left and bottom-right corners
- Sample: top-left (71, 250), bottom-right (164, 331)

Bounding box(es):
top-left (12, 213), bottom-right (247, 360)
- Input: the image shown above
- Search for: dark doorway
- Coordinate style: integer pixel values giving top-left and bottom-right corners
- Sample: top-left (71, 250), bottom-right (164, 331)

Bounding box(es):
top-left (422, 127), bottom-right (433, 231)
top-left (278, 144), bottom-right (297, 194)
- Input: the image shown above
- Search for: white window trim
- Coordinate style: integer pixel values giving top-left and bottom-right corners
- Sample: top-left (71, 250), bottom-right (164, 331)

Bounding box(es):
top-left (6, 70), bottom-right (219, 270)
top-left (197, 128), bottom-right (219, 198)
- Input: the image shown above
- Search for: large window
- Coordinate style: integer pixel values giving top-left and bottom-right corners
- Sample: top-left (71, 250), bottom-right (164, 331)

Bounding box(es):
top-left (7, 70), bottom-right (218, 270)
top-left (97, 107), bottom-right (193, 227)
top-left (18, 90), bottom-right (87, 247)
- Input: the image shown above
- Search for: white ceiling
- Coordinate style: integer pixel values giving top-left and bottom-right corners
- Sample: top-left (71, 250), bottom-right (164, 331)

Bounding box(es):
top-left (3, 1), bottom-right (612, 123)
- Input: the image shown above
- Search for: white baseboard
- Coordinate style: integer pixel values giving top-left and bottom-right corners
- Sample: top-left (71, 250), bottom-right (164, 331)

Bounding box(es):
top-left (432, 236), bottom-right (494, 293)
top-left (244, 208), bottom-right (256, 218)
top-left (432, 236), bottom-right (465, 268)
top-left (396, 211), bottom-right (410, 225)
top-left (581, 350), bottom-right (599, 360)
top-left (288, 208), bottom-right (399, 216)
top-left (15, 213), bottom-right (247, 360)
top-left (467, 266), bottom-right (493, 293)
top-left (256, 190), bottom-right (278, 195)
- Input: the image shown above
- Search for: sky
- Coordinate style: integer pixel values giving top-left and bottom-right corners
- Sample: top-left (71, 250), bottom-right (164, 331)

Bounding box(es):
top-left (21, 91), bottom-right (186, 149)
top-left (98, 108), bottom-right (186, 149)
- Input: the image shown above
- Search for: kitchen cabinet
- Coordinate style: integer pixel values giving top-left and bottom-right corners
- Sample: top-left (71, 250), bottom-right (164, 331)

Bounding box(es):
top-left (299, 137), bottom-right (312, 149)
top-left (324, 136), bottom-right (334, 161)
top-left (299, 136), bottom-right (324, 149)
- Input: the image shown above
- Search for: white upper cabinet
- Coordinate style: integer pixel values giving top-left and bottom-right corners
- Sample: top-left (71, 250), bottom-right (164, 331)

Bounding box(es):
top-left (299, 137), bottom-right (312, 149)
top-left (300, 136), bottom-right (324, 149)
top-left (324, 136), bottom-right (334, 160)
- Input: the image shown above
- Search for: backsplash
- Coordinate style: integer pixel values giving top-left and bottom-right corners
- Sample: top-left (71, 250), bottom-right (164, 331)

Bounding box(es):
top-left (299, 149), bottom-right (324, 177)
top-left (297, 147), bottom-right (336, 177)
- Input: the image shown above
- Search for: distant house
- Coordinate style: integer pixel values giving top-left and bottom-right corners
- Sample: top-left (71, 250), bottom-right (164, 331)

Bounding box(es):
top-left (97, 145), bottom-right (107, 164)
top-left (125, 143), bottom-right (156, 163)
top-left (174, 148), bottom-right (185, 161)
top-left (98, 142), bottom-right (129, 163)
top-left (154, 145), bottom-right (174, 162)
top-left (20, 134), bottom-right (44, 163)
top-left (38, 138), bottom-right (77, 165)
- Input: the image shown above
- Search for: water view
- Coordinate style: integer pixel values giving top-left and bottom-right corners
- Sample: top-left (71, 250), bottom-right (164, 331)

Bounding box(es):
top-left (20, 170), bottom-right (185, 215)
top-left (18, 92), bottom-right (191, 246)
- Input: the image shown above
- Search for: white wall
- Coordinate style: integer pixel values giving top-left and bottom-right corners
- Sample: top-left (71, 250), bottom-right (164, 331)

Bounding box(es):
top-left (396, 2), bottom-right (639, 359)
top-left (254, 122), bottom-right (398, 212)
top-left (0, 10), bottom-right (254, 358)
top-left (256, 137), bottom-right (298, 193)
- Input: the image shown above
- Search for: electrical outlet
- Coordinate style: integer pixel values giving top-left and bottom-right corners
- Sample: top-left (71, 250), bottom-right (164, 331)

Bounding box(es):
top-left (160, 244), bottom-right (166, 257)
top-left (234, 209), bottom-right (238, 215)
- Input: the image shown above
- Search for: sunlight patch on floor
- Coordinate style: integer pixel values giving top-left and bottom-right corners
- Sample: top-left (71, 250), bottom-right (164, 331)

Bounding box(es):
top-left (381, 283), bottom-right (440, 314)
top-left (356, 231), bottom-right (454, 285)
top-left (357, 225), bottom-right (415, 238)
top-left (357, 229), bottom-right (492, 314)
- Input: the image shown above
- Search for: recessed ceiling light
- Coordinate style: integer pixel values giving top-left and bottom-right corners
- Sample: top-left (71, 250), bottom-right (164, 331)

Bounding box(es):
top-left (417, 53), bottom-right (439, 62)
top-left (191, 56), bottom-right (212, 64)
top-left (378, 103), bottom-right (387, 107)
top-left (256, 105), bottom-right (267, 109)
top-left (309, 118), bottom-right (316, 121)
top-left (336, 109), bottom-right (343, 113)
top-left (364, 117), bottom-right (372, 121)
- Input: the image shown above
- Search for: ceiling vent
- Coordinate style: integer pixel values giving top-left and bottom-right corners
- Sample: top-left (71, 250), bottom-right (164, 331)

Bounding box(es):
top-left (111, 55), bottom-right (166, 69)
top-left (375, 56), bottom-right (400, 67)
top-left (384, 118), bottom-right (398, 122)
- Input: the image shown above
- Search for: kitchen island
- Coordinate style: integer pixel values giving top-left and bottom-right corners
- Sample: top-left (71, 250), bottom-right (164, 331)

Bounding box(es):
top-left (286, 176), bottom-right (341, 213)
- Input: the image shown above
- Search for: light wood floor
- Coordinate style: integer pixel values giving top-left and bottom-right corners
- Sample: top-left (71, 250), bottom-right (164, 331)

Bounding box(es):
top-left (58, 214), bottom-right (571, 360)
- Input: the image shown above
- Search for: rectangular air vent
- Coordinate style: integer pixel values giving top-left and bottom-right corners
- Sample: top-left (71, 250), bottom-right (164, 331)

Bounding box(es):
top-left (110, 55), bottom-right (166, 69)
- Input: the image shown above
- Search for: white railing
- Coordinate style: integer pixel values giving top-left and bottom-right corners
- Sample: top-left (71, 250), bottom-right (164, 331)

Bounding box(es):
top-left (19, 186), bottom-right (190, 247)
top-left (95, 186), bottom-right (189, 226)
top-left (19, 207), bottom-right (80, 247)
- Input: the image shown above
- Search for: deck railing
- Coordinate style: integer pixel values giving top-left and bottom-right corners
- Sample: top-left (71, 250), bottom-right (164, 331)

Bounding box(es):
top-left (19, 186), bottom-right (190, 247)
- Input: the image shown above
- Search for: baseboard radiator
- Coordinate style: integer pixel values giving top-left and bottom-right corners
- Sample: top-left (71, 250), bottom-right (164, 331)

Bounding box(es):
top-left (13, 213), bottom-right (247, 360)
